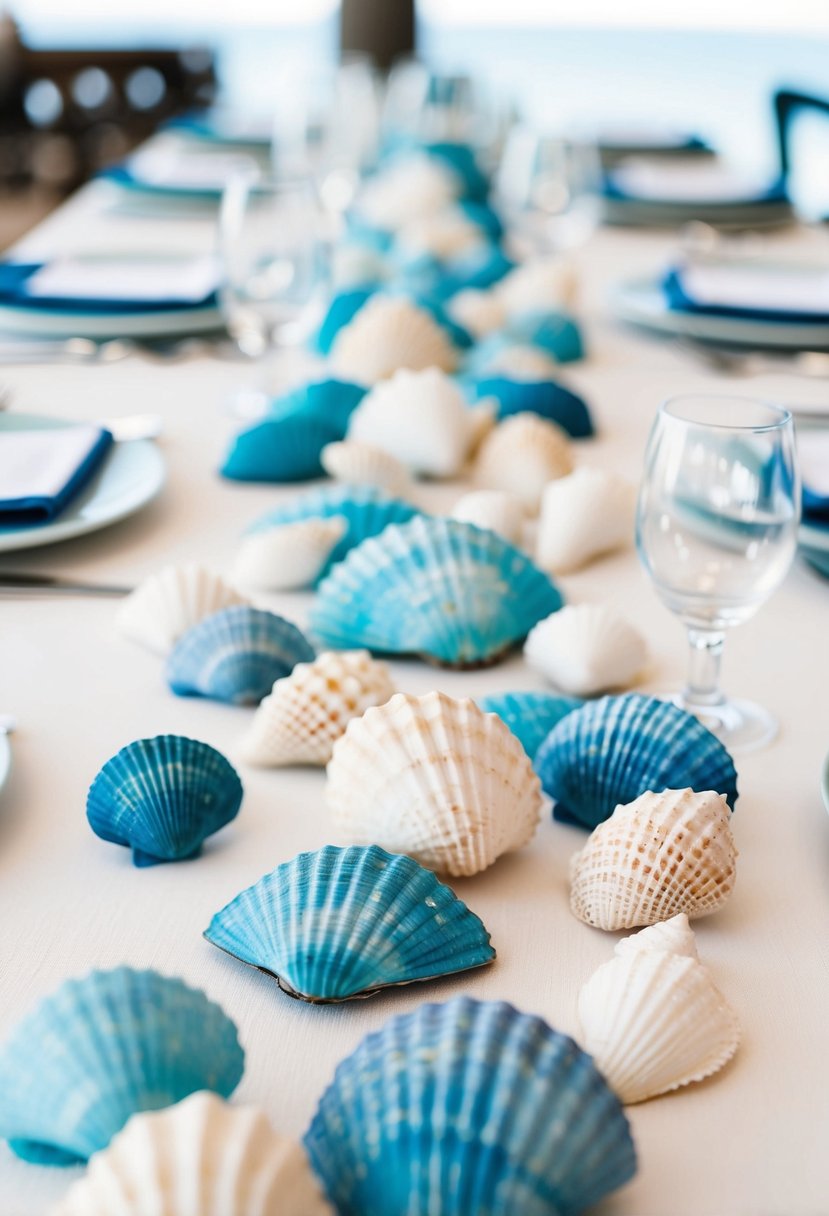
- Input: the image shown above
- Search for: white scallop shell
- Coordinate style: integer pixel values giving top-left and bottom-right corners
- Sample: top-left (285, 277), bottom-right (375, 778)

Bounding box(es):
top-left (118, 564), bottom-right (248, 656)
top-left (320, 440), bottom-right (412, 497)
top-left (614, 913), bottom-right (699, 961)
top-left (330, 296), bottom-right (458, 384)
top-left (232, 517), bottom-right (347, 592)
top-left (536, 467), bottom-right (636, 573)
top-left (495, 256), bottom-right (578, 316)
top-left (326, 690), bottom-right (543, 877)
top-left (478, 343), bottom-right (562, 381)
top-left (523, 604), bottom-right (647, 696)
top-left (238, 650), bottom-right (396, 767)
top-left (397, 209), bottom-right (486, 259)
top-left (356, 154), bottom-right (459, 230)
top-left (346, 367), bottom-right (492, 478)
top-left (446, 288), bottom-right (506, 339)
top-left (473, 412), bottom-right (573, 512)
top-left (51, 1090), bottom-right (332, 1216)
top-left (451, 490), bottom-right (525, 545)
top-left (569, 788), bottom-right (738, 931)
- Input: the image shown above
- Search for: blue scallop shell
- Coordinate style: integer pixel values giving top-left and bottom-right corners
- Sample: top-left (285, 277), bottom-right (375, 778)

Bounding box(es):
top-left (465, 373), bottom-right (594, 438)
top-left (425, 141), bottom-right (490, 201)
top-left (535, 693), bottom-right (739, 830)
top-left (311, 517), bottom-right (564, 668)
top-left (316, 288), bottom-right (375, 354)
top-left (204, 845), bottom-right (495, 1002)
top-left (504, 309), bottom-right (585, 363)
top-left (400, 245), bottom-right (514, 303)
top-left (166, 606), bottom-right (315, 705)
top-left (304, 996), bottom-right (637, 1216)
top-left (87, 735), bottom-right (243, 866)
top-left (478, 691), bottom-right (582, 761)
top-left (458, 199), bottom-right (504, 242)
top-left (0, 968), bottom-right (244, 1166)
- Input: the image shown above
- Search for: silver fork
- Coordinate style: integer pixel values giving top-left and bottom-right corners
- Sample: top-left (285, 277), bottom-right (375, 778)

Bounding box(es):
top-left (671, 338), bottom-right (829, 379)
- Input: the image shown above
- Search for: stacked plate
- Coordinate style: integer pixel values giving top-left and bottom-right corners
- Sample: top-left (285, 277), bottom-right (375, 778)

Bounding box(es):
top-left (601, 158), bottom-right (793, 228)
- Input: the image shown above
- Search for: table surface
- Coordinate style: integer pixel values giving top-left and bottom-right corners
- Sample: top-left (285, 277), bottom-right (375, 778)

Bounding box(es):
top-left (1, 180), bottom-right (829, 1216)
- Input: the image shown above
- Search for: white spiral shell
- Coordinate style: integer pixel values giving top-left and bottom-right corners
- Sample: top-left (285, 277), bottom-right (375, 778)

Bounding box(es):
top-left (232, 517), bottom-right (347, 592)
top-left (536, 466), bottom-right (635, 573)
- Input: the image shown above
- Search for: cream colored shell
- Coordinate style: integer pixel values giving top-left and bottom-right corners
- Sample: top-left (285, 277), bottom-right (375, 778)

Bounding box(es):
top-left (451, 489), bottom-right (525, 545)
top-left (614, 912), bottom-right (699, 961)
top-left (495, 255), bottom-right (578, 315)
top-left (325, 690), bottom-right (543, 876)
top-left (330, 296), bottom-right (458, 384)
top-left (238, 650), bottom-right (395, 767)
top-left (397, 209), bottom-right (486, 259)
top-left (523, 604), bottom-right (647, 696)
top-left (478, 343), bottom-right (561, 381)
top-left (356, 154), bottom-right (458, 230)
top-left (51, 1091), bottom-right (332, 1216)
top-left (232, 517), bottom-right (347, 592)
top-left (118, 564), bottom-right (248, 655)
top-left (570, 788), bottom-right (738, 931)
top-left (536, 466), bottom-right (635, 573)
top-left (447, 288), bottom-right (506, 339)
top-left (320, 440), bottom-right (412, 497)
top-left (473, 412), bottom-right (573, 512)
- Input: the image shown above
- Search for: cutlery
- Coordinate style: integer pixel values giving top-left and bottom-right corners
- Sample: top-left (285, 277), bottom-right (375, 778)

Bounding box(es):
top-left (671, 338), bottom-right (829, 380)
top-left (0, 335), bottom-right (228, 366)
top-left (0, 572), bottom-right (131, 596)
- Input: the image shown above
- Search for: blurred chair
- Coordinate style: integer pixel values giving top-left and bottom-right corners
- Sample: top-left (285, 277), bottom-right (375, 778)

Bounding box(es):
top-left (774, 87), bottom-right (829, 218)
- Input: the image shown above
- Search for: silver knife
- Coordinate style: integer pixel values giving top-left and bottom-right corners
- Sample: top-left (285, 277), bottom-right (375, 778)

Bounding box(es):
top-left (0, 572), bottom-right (132, 596)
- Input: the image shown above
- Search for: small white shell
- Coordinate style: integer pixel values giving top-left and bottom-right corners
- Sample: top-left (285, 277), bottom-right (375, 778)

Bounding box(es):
top-left (478, 343), bottom-right (561, 381)
top-left (495, 256), bottom-right (578, 315)
top-left (118, 564), bottom-right (248, 655)
top-left (451, 490), bottom-right (525, 545)
top-left (446, 288), bottom-right (506, 339)
top-left (536, 467), bottom-right (635, 573)
top-left (356, 154), bottom-right (459, 230)
top-left (326, 690), bottom-right (543, 877)
top-left (51, 1090), bottom-right (332, 1216)
top-left (330, 296), bottom-right (458, 384)
top-left (397, 209), bottom-right (486, 259)
top-left (321, 440), bottom-right (412, 497)
top-left (614, 913), bottom-right (699, 961)
top-left (473, 412), bottom-right (573, 512)
top-left (238, 650), bottom-right (395, 767)
top-left (523, 604), bottom-right (647, 696)
top-left (232, 517), bottom-right (347, 592)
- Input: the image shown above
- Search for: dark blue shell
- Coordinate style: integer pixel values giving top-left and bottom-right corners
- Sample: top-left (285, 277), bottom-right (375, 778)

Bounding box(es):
top-left (478, 691), bottom-right (582, 761)
top-left (465, 374), bottom-right (594, 438)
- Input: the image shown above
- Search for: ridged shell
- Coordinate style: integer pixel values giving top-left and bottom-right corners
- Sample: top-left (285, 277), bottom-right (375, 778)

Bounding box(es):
top-left (232, 517), bottom-right (348, 591)
top-left (0, 969), bottom-right (244, 1166)
top-left (356, 154), bottom-right (459, 229)
top-left (473, 342), bottom-right (561, 381)
top-left (86, 735), bottom-right (243, 866)
top-left (473, 413), bottom-right (573, 512)
top-left (447, 287), bottom-right (506, 338)
top-left (524, 605), bottom-right (647, 697)
top-left (118, 564), bottom-right (247, 656)
top-left (325, 691), bottom-right (543, 876)
top-left (466, 374), bottom-right (594, 438)
top-left (204, 845), bottom-right (495, 1002)
top-left (495, 256), bottom-right (578, 315)
top-left (304, 997), bottom-right (637, 1216)
top-left (536, 467), bottom-right (635, 573)
top-left (477, 691), bottom-right (582, 762)
top-left (321, 440), bottom-right (412, 496)
top-left (238, 650), bottom-right (395, 767)
top-left (535, 693), bottom-right (739, 830)
top-left (311, 517), bottom-right (564, 668)
top-left (51, 1092), bottom-right (332, 1216)
top-left (166, 607), bottom-right (315, 705)
top-left (614, 912), bottom-right (699, 960)
top-left (503, 309), bottom-right (585, 363)
top-left (450, 489), bottom-right (525, 545)
top-left (330, 295), bottom-right (458, 383)
top-left (569, 787), bottom-right (738, 930)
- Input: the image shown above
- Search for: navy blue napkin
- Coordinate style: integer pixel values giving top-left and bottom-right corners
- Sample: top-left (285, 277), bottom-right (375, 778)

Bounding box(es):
top-left (0, 261), bottom-right (219, 314)
top-left (0, 424), bottom-right (114, 525)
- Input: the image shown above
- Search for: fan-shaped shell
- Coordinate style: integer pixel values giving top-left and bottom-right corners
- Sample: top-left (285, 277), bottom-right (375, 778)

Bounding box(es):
top-left (204, 845), bottom-right (495, 1002)
top-left (466, 374), bottom-right (594, 438)
top-left (304, 997), bottom-right (637, 1216)
top-left (450, 489), bottom-right (525, 544)
top-left (51, 1091), bottom-right (331, 1216)
top-left (0, 969), bottom-right (244, 1166)
top-left (569, 787), bottom-right (738, 930)
top-left (311, 516), bottom-right (563, 668)
top-left (503, 309), bottom-right (585, 363)
top-left (535, 693), bottom-right (739, 830)
top-left (321, 440), bottom-right (412, 496)
top-left (474, 342), bottom-right (562, 381)
top-left (524, 605), bottom-right (647, 696)
top-left (356, 153), bottom-right (459, 229)
top-left (232, 517), bottom-right (348, 591)
top-left (326, 691), bottom-right (543, 876)
top-left (447, 287), bottom-right (506, 338)
top-left (477, 691), bottom-right (581, 762)
top-left (118, 564), bottom-right (247, 656)
top-left (537, 466), bottom-right (635, 573)
top-left (473, 413), bottom-right (573, 512)
top-left (495, 256), bottom-right (578, 315)
top-left (238, 650), bottom-right (395, 767)
top-left (330, 295), bottom-right (458, 383)
top-left (87, 735), bottom-right (243, 866)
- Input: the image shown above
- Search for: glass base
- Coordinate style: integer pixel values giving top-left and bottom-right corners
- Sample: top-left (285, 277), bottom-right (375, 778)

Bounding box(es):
top-left (658, 691), bottom-right (778, 753)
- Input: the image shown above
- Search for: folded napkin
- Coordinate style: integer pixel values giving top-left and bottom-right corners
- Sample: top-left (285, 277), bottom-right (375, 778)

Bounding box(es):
top-left (107, 148), bottom-right (257, 194)
top-left (0, 424), bottom-right (113, 525)
top-left (0, 257), bottom-right (220, 314)
top-left (799, 432), bottom-right (829, 522)
top-left (663, 260), bottom-right (829, 323)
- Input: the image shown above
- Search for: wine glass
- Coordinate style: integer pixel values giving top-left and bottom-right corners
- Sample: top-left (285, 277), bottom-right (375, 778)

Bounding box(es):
top-left (636, 394), bottom-right (800, 752)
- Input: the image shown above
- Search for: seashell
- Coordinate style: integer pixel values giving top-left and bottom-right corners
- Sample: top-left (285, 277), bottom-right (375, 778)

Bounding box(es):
top-left (425, 141), bottom-right (489, 201)
top-left (51, 1091), bottom-right (332, 1216)
top-left (330, 295), bottom-right (458, 384)
top-left (503, 308), bottom-right (585, 363)
top-left (473, 412), bottom-right (573, 513)
top-left (450, 489), bottom-right (525, 545)
top-left (356, 153), bottom-right (460, 229)
top-left (495, 256), bottom-right (578, 315)
top-left (577, 918), bottom-right (741, 1104)
top-left (238, 650), bottom-right (395, 767)
top-left (304, 996), bottom-right (637, 1216)
top-left (524, 605), bottom-right (647, 696)
top-left (396, 207), bottom-right (487, 259)
top-left (166, 606), bottom-right (315, 705)
top-left (446, 286), bottom-right (506, 338)
top-left (316, 286), bottom-right (375, 354)
top-left (535, 693), bottom-right (739, 830)
top-left (321, 439), bottom-right (412, 496)
top-left (614, 911), bottom-right (699, 960)
top-left (118, 564), bottom-right (248, 656)
top-left (569, 788), bottom-right (738, 930)
top-left (536, 467), bottom-right (635, 573)
top-left (346, 367), bottom-right (491, 478)
top-left (325, 691), bottom-right (543, 876)
top-left (204, 845), bottom-right (495, 1002)
top-left (477, 690), bottom-right (581, 762)
top-left (232, 517), bottom-right (348, 591)
top-left (333, 240), bottom-right (390, 290)
top-left (472, 341), bottom-right (562, 381)
top-left (466, 375), bottom-right (594, 438)
top-left (0, 969), bottom-right (244, 1166)
top-left (87, 735), bottom-right (243, 866)
top-left (311, 516), bottom-right (563, 668)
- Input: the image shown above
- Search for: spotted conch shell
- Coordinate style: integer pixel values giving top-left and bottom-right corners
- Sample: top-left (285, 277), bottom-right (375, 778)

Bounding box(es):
top-left (118, 564), bottom-right (248, 655)
top-left (523, 604), bottom-right (647, 696)
top-left (536, 466), bottom-right (635, 574)
top-left (329, 296), bottom-right (457, 384)
top-left (473, 413), bottom-right (573, 512)
top-left (232, 517), bottom-right (347, 591)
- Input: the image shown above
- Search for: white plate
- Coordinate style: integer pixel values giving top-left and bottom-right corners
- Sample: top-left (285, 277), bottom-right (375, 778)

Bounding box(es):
top-left (0, 733), bottom-right (9, 794)
top-left (0, 415), bottom-right (165, 552)
top-left (0, 302), bottom-right (222, 341)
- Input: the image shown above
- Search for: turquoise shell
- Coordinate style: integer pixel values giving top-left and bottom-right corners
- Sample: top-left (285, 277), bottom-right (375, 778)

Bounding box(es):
top-left (316, 288), bottom-right (375, 354)
top-left (458, 199), bottom-right (503, 242)
top-left (316, 287), bottom-right (471, 355)
top-left (311, 517), bottom-right (564, 668)
top-left (166, 606), bottom-right (315, 705)
top-left (478, 691), bottom-right (582, 761)
top-left (398, 245), bottom-right (513, 303)
top-left (204, 845), bottom-right (495, 1003)
top-left (86, 735), bottom-right (243, 866)
top-left (425, 141), bottom-right (489, 201)
top-left (464, 373), bottom-right (594, 438)
top-left (304, 996), bottom-right (637, 1216)
top-left (535, 693), bottom-right (739, 830)
top-left (504, 309), bottom-right (585, 363)
top-left (0, 968), bottom-right (244, 1166)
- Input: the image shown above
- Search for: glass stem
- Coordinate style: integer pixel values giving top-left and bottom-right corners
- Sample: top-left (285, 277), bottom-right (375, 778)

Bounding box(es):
top-left (683, 627), bottom-right (726, 710)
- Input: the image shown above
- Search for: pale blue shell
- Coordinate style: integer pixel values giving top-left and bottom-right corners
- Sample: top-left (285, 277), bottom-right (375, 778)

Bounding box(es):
top-left (311, 517), bottom-right (563, 668)
top-left (86, 735), bottom-right (243, 866)
top-left (478, 691), bottom-right (582, 761)
top-left (504, 309), bottom-right (585, 363)
top-left (535, 692), bottom-right (739, 830)
top-left (0, 968), bottom-right (244, 1166)
top-left (304, 996), bottom-right (637, 1216)
top-left (166, 606), bottom-right (315, 705)
top-left (204, 845), bottom-right (495, 1002)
